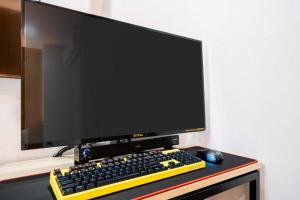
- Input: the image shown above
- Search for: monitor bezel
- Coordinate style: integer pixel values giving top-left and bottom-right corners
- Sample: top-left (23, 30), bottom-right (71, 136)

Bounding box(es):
top-left (21, 0), bottom-right (206, 150)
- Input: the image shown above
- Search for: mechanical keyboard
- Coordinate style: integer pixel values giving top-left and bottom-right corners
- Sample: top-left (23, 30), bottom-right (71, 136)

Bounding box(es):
top-left (50, 149), bottom-right (206, 200)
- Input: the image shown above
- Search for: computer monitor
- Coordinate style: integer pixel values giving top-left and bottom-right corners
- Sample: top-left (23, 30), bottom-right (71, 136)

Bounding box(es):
top-left (21, 0), bottom-right (206, 149)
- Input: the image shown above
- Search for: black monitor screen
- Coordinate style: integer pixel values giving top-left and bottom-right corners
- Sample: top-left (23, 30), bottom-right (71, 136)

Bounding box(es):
top-left (22, 1), bottom-right (205, 149)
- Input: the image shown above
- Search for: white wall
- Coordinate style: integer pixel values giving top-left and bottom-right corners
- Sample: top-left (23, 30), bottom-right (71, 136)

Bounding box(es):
top-left (0, 78), bottom-right (60, 163)
top-left (204, 1), bottom-right (300, 200)
top-left (108, 0), bottom-right (300, 200)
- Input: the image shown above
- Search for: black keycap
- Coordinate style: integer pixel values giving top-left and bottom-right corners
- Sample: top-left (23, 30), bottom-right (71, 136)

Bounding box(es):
top-left (173, 163), bottom-right (181, 168)
top-left (168, 161), bottom-right (175, 165)
top-left (119, 168), bottom-right (125, 172)
top-left (126, 170), bottom-right (132, 174)
top-left (112, 174), bottom-right (119, 178)
top-left (62, 183), bottom-right (79, 190)
top-left (63, 187), bottom-right (74, 195)
top-left (194, 157), bottom-right (202, 161)
top-left (119, 172), bottom-right (126, 176)
top-left (116, 172), bottom-right (139, 181)
top-left (89, 178), bottom-right (96, 183)
top-left (155, 167), bottom-right (161, 172)
top-left (108, 163), bottom-right (114, 167)
top-left (107, 167), bottom-right (113, 172)
top-left (185, 160), bottom-right (193, 164)
top-left (144, 166), bottom-right (149, 170)
top-left (161, 166), bottom-right (168, 171)
top-left (169, 165), bottom-right (177, 169)
top-left (106, 175), bottom-right (112, 179)
top-left (75, 185), bottom-right (85, 192)
top-left (81, 176), bottom-right (89, 182)
top-left (138, 161), bottom-right (143, 165)
top-left (97, 181), bottom-right (104, 187)
top-left (60, 179), bottom-right (73, 186)
top-left (106, 171), bottom-right (112, 175)
top-left (102, 164), bottom-right (108, 168)
top-left (140, 170), bottom-right (147, 175)
top-left (73, 177), bottom-right (81, 183)
top-left (81, 180), bottom-right (88, 187)
top-left (138, 167), bottom-right (144, 171)
top-left (71, 174), bottom-right (78, 179)
top-left (120, 165), bottom-right (127, 169)
top-left (58, 176), bottom-right (70, 182)
top-left (86, 171), bottom-right (93, 176)
top-left (87, 183), bottom-right (95, 189)
top-left (132, 164), bottom-right (138, 168)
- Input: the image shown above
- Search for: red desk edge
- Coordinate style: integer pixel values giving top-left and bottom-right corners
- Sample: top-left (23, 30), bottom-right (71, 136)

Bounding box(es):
top-left (133, 160), bottom-right (258, 200)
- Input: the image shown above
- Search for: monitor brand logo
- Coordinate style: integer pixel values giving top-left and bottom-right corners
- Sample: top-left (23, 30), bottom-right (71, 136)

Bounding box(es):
top-left (132, 133), bottom-right (144, 138)
top-left (185, 128), bottom-right (204, 132)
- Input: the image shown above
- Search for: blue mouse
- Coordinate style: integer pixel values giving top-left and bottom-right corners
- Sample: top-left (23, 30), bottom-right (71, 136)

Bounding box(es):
top-left (197, 149), bottom-right (224, 164)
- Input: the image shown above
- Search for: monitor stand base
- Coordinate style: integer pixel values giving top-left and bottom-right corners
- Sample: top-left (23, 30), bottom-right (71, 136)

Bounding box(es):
top-left (74, 135), bottom-right (179, 165)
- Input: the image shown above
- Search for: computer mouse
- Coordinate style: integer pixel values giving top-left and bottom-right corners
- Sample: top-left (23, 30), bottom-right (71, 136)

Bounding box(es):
top-left (197, 149), bottom-right (224, 164)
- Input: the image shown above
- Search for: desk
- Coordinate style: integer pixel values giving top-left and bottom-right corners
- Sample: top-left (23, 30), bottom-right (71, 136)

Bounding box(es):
top-left (0, 147), bottom-right (261, 200)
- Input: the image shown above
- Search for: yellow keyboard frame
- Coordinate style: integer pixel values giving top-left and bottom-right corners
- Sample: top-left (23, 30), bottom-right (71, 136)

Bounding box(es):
top-left (50, 149), bottom-right (206, 200)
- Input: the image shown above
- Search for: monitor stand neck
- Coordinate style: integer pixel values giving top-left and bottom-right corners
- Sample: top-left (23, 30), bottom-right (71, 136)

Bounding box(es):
top-left (74, 135), bottom-right (179, 165)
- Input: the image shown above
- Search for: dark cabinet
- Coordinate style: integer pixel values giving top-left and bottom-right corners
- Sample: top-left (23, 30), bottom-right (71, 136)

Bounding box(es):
top-left (0, 0), bottom-right (22, 78)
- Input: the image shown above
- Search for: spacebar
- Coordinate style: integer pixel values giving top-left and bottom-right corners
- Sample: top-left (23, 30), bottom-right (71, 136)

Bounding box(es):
top-left (97, 172), bottom-right (140, 186)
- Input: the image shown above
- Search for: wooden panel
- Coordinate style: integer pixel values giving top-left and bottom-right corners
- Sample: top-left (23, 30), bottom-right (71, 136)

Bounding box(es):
top-left (0, 0), bottom-right (21, 78)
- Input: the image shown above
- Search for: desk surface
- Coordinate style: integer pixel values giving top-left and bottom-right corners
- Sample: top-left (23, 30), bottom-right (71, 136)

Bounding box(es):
top-left (0, 147), bottom-right (261, 200)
